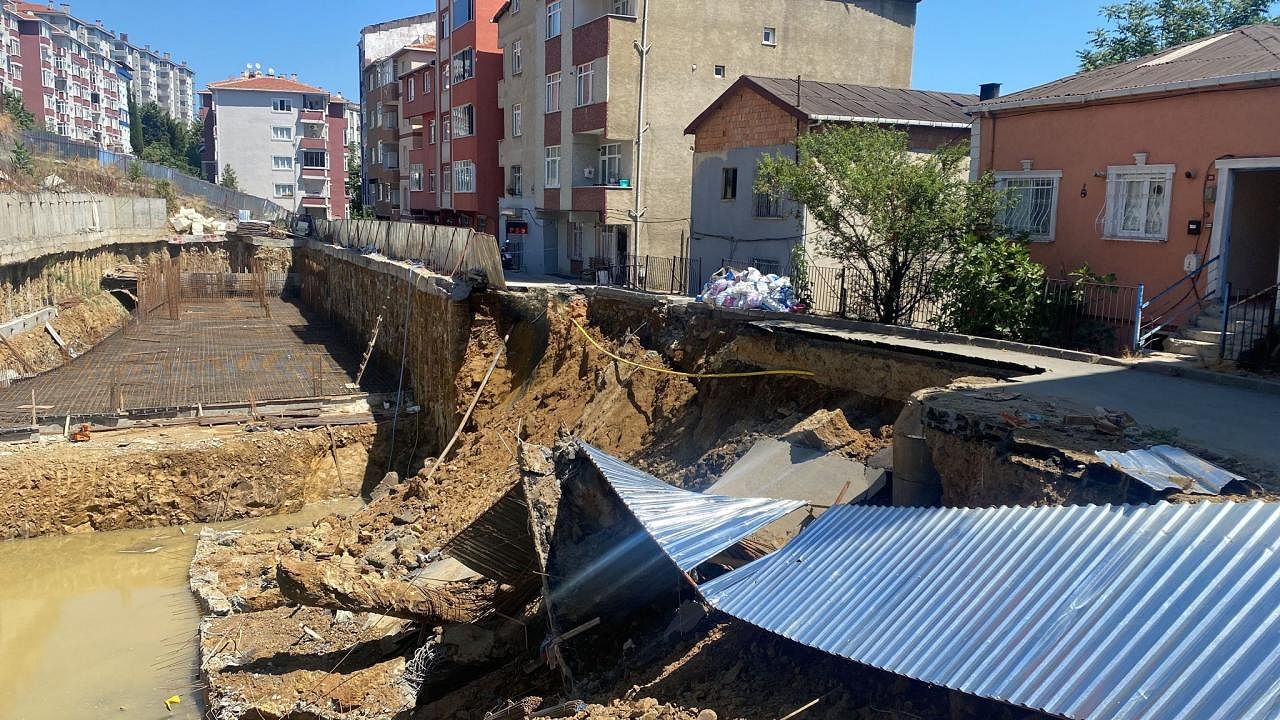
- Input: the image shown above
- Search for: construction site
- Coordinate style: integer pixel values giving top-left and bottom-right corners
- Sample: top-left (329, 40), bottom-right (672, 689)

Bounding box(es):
top-left (2, 187), bottom-right (1280, 720)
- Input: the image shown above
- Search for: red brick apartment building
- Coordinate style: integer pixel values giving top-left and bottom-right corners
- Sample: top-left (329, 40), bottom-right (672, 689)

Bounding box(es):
top-left (1, 1), bottom-right (130, 152)
top-left (397, 0), bottom-right (505, 231)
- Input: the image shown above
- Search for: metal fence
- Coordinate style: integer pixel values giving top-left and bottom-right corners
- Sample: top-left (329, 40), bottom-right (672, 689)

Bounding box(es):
top-left (1220, 284), bottom-right (1279, 368)
top-left (19, 129), bottom-right (293, 221)
top-left (1038, 278), bottom-right (1143, 355)
top-left (618, 255), bottom-right (702, 296)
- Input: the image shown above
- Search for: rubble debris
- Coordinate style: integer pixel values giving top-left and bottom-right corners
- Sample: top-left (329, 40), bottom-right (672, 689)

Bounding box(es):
top-left (168, 206), bottom-right (228, 236)
top-left (277, 554), bottom-right (492, 622)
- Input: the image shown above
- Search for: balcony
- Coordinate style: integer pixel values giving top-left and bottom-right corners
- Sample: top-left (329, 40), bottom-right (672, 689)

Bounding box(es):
top-left (298, 135), bottom-right (327, 150)
top-left (571, 183), bottom-right (633, 218)
top-left (300, 195), bottom-right (329, 208)
top-left (300, 164), bottom-right (329, 179)
top-left (375, 83), bottom-right (399, 104)
top-left (299, 108), bottom-right (325, 123)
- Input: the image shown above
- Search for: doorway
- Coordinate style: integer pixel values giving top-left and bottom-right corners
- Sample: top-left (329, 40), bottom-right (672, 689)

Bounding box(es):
top-left (1224, 169), bottom-right (1280, 298)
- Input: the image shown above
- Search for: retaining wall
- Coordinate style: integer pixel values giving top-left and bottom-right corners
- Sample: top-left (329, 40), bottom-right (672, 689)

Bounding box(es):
top-left (311, 218), bottom-right (506, 289)
top-left (297, 242), bottom-right (475, 454)
top-left (0, 193), bottom-right (168, 267)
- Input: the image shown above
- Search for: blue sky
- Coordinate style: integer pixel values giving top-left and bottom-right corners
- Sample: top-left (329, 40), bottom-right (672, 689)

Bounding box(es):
top-left (67, 0), bottom-right (1113, 101)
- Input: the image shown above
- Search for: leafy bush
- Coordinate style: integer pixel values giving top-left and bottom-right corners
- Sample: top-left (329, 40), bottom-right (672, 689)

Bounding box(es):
top-left (152, 179), bottom-right (177, 212)
top-left (127, 159), bottom-right (144, 182)
top-left (11, 143), bottom-right (34, 176)
top-left (935, 234), bottom-right (1045, 339)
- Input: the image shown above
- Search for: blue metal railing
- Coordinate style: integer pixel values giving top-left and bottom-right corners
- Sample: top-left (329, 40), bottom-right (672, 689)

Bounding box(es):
top-left (1135, 255), bottom-right (1219, 350)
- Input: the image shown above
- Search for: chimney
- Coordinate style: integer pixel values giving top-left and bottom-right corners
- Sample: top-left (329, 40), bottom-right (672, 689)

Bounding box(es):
top-left (120, 33), bottom-right (127, 41)
top-left (163, 52), bottom-right (170, 60)
top-left (59, 3), bottom-right (69, 13)
top-left (979, 83), bottom-right (1002, 102)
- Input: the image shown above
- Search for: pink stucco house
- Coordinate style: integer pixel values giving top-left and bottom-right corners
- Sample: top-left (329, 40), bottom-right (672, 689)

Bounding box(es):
top-left (969, 24), bottom-right (1280, 360)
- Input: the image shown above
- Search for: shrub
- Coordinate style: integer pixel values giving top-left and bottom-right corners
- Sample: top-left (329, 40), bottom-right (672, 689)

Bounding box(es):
top-left (935, 234), bottom-right (1045, 340)
top-left (152, 179), bottom-right (177, 212)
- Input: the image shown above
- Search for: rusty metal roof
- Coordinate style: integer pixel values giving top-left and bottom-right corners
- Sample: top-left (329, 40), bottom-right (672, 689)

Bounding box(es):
top-left (685, 76), bottom-right (976, 135)
top-left (702, 500), bottom-right (1280, 720)
top-left (977, 24), bottom-right (1280, 112)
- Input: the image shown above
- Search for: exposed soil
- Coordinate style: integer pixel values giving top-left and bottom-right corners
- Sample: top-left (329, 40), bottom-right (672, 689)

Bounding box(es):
top-left (0, 292), bottom-right (130, 377)
top-left (0, 423), bottom-right (375, 539)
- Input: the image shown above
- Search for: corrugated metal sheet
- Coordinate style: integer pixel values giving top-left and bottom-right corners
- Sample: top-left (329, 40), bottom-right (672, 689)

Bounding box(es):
top-left (578, 443), bottom-right (805, 572)
top-left (982, 24), bottom-right (1280, 107)
top-left (444, 483), bottom-right (541, 584)
top-left (702, 501), bottom-right (1280, 720)
top-left (1096, 445), bottom-right (1246, 495)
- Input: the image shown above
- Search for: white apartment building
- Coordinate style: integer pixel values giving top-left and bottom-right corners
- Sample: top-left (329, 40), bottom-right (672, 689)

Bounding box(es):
top-left (110, 33), bottom-right (195, 123)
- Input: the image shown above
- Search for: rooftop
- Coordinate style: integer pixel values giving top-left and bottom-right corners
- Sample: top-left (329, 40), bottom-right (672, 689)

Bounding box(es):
top-left (685, 76), bottom-right (977, 135)
top-left (207, 74), bottom-right (328, 95)
top-left (976, 23), bottom-right (1280, 112)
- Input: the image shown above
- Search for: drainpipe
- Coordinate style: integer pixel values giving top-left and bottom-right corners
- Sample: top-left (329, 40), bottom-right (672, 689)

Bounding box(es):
top-left (628, 0), bottom-right (651, 256)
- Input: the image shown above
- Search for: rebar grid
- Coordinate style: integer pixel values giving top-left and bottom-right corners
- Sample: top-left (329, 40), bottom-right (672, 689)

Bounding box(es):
top-left (0, 298), bottom-right (393, 426)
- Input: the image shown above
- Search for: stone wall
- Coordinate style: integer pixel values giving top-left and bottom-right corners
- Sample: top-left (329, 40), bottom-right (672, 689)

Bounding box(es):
top-left (0, 193), bottom-right (168, 267)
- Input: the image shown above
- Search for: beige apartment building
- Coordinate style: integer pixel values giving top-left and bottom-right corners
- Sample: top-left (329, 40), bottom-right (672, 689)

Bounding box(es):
top-left (495, 0), bottom-right (919, 278)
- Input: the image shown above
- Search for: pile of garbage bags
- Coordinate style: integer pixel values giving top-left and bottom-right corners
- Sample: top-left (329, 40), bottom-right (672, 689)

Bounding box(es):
top-left (697, 266), bottom-right (801, 312)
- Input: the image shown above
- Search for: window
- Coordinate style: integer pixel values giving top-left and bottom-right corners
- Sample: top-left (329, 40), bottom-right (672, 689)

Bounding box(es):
top-left (274, 184), bottom-right (295, 198)
top-left (428, 119), bottom-right (437, 144)
top-left (442, 164), bottom-right (452, 193)
top-left (599, 143), bottom-right (621, 184)
top-left (272, 155), bottom-right (294, 170)
top-left (511, 40), bottom-right (523, 75)
top-left (408, 76), bottom-right (415, 101)
top-left (763, 27), bottom-right (777, 45)
top-left (452, 48), bottom-right (474, 83)
top-left (427, 169), bottom-right (437, 192)
top-left (422, 70), bottom-right (431, 94)
top-left (547, 1), bottom-right (562, 38)
top-left (442, 62), bottom-right (450, 91)
top-left (753, 174), bottom-right (782, 218)
top-left (272, 126), bottom-right (293, 141)
top-left (441, 10), bottom-right (449, 38)
top-left (1104, 164), bottom-right (1174, 241)
top-left (453, 0), bottom-right (474, 28)
top-left (272, 98), bottom-right (292, 112)
top-left (575, 62), bottom-right (594, 106)
top-left (571, 223), bottom-right (585, 260)
top-left (545, 145), bottom-right (561, 188)
top-left (454, 160), bottom-right (476, 193)
top-left (511, 103), bottom-right (522, 137)
top-left (452, 104), bottom-right (474, 137)
top-left (713, 65), bottom-right (726, 79)
top-left (443, 117), bottom-right (451, 139)
top-left (409, 163), bottom-right (423, 191)
top-left (302, 150), bottom-right (326, 168)
top-left (511, 0), bottom-right (520, 12)
top-left (545, 72), bottom-right (561, 112)
top-left (509, 164), bottom-right (522, 195)
top-left (721, 167), bottom-right (738, 200)
top-left (996, 171), bottom-right (1061, 240)
top-left (612, 0), bottom-right (634, 15)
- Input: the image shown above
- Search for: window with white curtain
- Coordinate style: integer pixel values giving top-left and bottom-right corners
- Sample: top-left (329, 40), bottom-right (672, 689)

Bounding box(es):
top-left (545, 72), bottom-right (561, 112)
top-left (545, 145), bottom-right (561, 188)
top-left (1104, 164), bottom-right (1174, 241)
top-left (575, 62), bottom-right (594, 106)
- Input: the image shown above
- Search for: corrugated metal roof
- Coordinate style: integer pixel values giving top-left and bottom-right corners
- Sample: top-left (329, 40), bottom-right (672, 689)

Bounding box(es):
top-left (702, 501), bottom-right (1280, 720)
top-left (1096, 445), bottom-right (1246, 495)
top-left (980, 24), bottom-right (1280, 110)
top-left (444, 483), bottom-right (541, 584)
top-left (578, 443), bottom-right (805, 572)
top-left (747, 76), bottom-right (976, 126)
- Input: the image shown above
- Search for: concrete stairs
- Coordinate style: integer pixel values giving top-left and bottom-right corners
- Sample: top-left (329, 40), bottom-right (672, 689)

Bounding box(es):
top-left (1162, 303), bottom-right (1263, 362)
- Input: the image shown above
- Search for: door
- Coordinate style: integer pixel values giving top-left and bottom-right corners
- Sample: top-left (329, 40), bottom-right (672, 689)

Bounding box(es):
top-left (543, 221), bottom-right (559, 275)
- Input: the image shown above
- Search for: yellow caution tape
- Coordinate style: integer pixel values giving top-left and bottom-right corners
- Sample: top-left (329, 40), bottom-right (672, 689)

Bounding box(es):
top-left (570, 317), bottom-right (814, 379)
top-left (164, 695), bottom-right (181, 712)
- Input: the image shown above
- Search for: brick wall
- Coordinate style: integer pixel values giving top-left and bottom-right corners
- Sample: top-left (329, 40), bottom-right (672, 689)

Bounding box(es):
top-left (692, 86), bottom-right (800, 154)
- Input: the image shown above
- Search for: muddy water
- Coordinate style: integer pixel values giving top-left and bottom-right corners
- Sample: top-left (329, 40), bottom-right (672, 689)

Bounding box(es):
top-left (0, 498), bottom-right (363, 720)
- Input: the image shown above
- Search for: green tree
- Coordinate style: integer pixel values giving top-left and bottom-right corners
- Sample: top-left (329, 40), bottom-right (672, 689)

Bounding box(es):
top-left (346, 142), bottom-right (366, 216)
top-left (2, 89), bottom-right (35, 130)
top-left (935, 234), bottom-right (1046, 340)
top-left (755, 124), bottom-right (1000, 325)
top-left (127, 88), bottom-right (144, 154)
top-left (136, 102), bottom-right (200, 175)
top-left (219, 164), bottom-right (239, 190)
top-left (11, 143), bottom-right (34, 176)
top-left (1079, 0), bottom-right (1278, 70)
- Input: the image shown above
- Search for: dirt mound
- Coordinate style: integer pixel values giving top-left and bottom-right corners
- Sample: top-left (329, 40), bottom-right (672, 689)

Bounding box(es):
top-left (0, 292), bottom-right (130, 377)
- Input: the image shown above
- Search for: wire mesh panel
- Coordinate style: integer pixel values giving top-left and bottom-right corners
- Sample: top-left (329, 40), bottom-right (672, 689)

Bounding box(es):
top-left (1221, 285), bottom-right (1279, 366)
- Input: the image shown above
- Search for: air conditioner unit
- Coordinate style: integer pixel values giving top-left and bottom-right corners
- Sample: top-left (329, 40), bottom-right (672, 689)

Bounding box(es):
top-left (583, 167), bottom-right (595, 179)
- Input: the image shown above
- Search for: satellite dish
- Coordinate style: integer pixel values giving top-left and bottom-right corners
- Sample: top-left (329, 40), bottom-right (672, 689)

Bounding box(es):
top-left (245, 62), bottom-right (252, 70)
top-left (254, 63), bottom-right (261, 70)
top-left (267, 67), bottom-right (275, 76)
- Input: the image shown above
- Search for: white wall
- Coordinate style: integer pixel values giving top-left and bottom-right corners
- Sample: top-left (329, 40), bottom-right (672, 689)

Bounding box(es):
top-left (213, 89), bottom-right (304, 213)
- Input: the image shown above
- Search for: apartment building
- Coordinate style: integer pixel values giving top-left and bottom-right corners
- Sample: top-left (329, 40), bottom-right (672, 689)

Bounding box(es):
top-left (495, 0), bottom-right (919, 277)
top-left (396, 0), bottom-right (505, 230)
top-left (2, 1), bottom-right (131, 152)
top-left (110, 33), bottom-right (195, 123)
top-left (0, 2), bottom-right (21, 94)
top-left (200, 70), bottom-right (349, 219)
top-left (359, 11), bottom-right (436, 220)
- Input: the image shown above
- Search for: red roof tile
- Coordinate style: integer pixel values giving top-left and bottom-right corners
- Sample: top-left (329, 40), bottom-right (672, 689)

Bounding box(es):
top-left (207, 75), bottom-right (328, 94)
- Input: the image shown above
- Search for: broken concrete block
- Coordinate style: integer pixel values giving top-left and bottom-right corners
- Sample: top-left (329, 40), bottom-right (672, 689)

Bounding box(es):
top-left (782, 409), bottom-right (860, 453)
